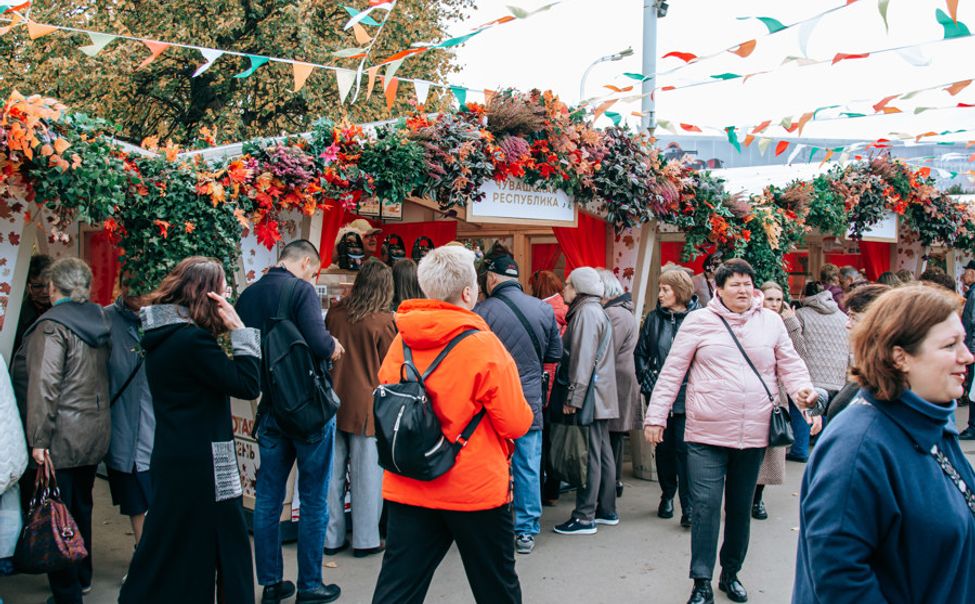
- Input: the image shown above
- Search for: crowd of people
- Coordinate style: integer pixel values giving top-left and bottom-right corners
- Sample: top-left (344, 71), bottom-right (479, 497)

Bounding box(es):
top-left (1, 237), bottom-right (974, 604)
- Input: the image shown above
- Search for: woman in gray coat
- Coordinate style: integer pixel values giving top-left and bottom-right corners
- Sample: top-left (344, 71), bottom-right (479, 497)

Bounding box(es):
top-left (598, 270), bottom-right (640, 498)
top-left (552, 267), bottom-right (619, 536)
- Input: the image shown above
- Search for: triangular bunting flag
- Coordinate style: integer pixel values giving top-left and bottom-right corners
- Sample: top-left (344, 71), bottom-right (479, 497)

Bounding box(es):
top-left (710, 73), bottom-right (741, 80)
top-left (234, 55), bottom-right (269, 79)
top-left (751, 120), bottom-right (771, 134)
top-left (936, 8), bottom-right (970, 39)
top-left (796, 112), bottom-right (813, 136)
top-left (656, 119), bottom-right (675, 134)
top-left (484, 89), bottom-right (497, 105)
top-left (680, 123), bottom-right (702, 132)
top-left (662, 51), bottom-right (697, 63)
top-left (436, 32), bottom-right (480, 48)
top-left (729, 40), bottom-right (756, 58)
top-left (0, 13), bottom-right (23, 36)
top-left (413, 80), bottom-right (431, 106)
top-left (352, 22), bottom-right (372, 45)
top-left (798, 15), bottom-right (822, 57)
top-left (757, 138), bottom-right (772, 155)
top-left (743, 134), bottom-right (755, 147)
top-left (366, 66), bottom-right (380, 100)
top-left (343, 5), bottom-right (381, 29)
top-left (873, 95), bottom-right (898, 113)
top-left (451, 86), bottom-right (467, 109)
top-left (787, 143), bottom-right (805, 164)
top-left (623, 72), bottom-right (652, 82)
top-left (808, 147), bottom-right (820, 162)
top-left (27, 22), bottom-right (57, 40)
top-left (335, 69), bottom-right (357, 103)
top-left (138, 40), bottom-right (170, 70)
top-left (604, 111), bottom-right (622, 126)
top-left (948, 0), bottom-right (960, 23)
top-left (946, 80), bottom-right (972, 95)
top-left (192, 49), bottom-right (224, 77)
top-left (293, 62), bottom-right (315, 92)
top-left (593, 100), bottom-right (618, 121)
top-left (725, 127), bottom-right (741, 153)
top-left (831, 52), bottom-right (870, 65)
top-left (738, 16), bottom-right (786, 34)
top-left (384, 59), bottom-right (403, 88)
top-left (879, 0), bottom-right (891, 32)
top-left (78, 32), bottom-right (115, 57)
top-left (819, 149), bottom-right (835, 167)
top-left (775, 140), bottom-right (790, 156)
top-left (384, 77), bottom-right (399, 111)
top-left (333, 47), bottom-right (366, 58)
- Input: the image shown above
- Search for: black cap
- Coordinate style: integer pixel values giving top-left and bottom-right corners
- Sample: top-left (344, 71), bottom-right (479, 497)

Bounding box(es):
top-left (965, 260), bottom-right (975, 271)
top-left (486, 254), bottom-right (520, 278)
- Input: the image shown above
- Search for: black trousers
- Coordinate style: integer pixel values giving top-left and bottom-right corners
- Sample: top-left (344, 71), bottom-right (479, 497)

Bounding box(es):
top-left (686, 443), bottom-right (764, 580)
top-left (609, 432), bottom-right (626, 485)
top-left (541, 406), bottom-right (561, 501)
top-left (372, 501), bottom-right (522, 604)
top-left (655, 413), bottom-right (690, 512)
top-left (48, 465), bottom-right (96, 604)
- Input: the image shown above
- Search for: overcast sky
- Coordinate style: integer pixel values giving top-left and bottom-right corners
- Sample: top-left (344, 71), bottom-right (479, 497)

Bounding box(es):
top-left (445, 0), bottom-right (975, 143)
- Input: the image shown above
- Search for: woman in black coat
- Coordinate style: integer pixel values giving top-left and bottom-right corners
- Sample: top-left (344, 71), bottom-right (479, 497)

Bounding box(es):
top-left (634, 267), bottom-right (699, 527)
top-left (119, 257), bottom-right (262, 604)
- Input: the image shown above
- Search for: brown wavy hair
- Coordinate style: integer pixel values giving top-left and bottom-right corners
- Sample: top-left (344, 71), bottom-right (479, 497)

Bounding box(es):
top-left (850, 285), bottom-right (962, 400)
top-left (345, 258), bottom-right (394, 323)
top-left (145, 256), bottom-right (228, 335)
top-left (530, 270), bottom-right (563, 300)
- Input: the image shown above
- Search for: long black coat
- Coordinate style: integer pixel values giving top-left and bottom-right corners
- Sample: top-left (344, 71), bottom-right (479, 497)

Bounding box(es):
top-left (119, 305), bottom-right (261, 604)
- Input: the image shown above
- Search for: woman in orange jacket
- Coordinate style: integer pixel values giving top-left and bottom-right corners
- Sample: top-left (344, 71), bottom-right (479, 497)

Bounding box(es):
top-left (372, 245), bottom-right (533, 604)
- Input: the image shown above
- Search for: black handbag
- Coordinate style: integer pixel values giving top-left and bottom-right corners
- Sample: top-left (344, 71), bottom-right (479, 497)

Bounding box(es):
top-left (717, 316), bottom-right (795, 448)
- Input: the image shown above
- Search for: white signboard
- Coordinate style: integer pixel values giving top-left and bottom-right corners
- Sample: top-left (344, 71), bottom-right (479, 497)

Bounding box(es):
top-left (849, 210), bottom-right (898, 243)
top-left (469, 179), bottom-right (577, 226)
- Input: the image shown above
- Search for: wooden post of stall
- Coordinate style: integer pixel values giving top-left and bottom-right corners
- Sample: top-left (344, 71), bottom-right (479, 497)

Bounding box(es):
top-left (0, 223), bottom-right (36, 363)
top-left (513, 232), bottom-right (530, 290)
top-left (629, 220), bottom-right (658, 481)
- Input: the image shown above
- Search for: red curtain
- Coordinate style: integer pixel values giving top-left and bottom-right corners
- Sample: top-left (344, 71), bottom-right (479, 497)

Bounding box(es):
top-left (859, 241), bottom-right (892, 281)
top-left (531, 243), bottom-right (561, 275)
top-left (824, 252), bottom-right (861, 274)
top-left (319, 203), bottom-right (350, 267)
top-left (553, 212), bottom-right (607, 273)
top-left (319, 209), bottom-right (458, 267)
top-left (659, 242), bottom-right (709, 274)
top-left (83, 229), bottom-right (120, 306)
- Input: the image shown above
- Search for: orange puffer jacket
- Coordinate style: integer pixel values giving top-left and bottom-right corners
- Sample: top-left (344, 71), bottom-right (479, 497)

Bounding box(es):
top-left (379, 299), bottom-right (533, 511)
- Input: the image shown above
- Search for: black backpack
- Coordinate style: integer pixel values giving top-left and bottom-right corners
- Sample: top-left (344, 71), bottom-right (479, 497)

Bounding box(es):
top-left (263, 279), bottom-right (340, 441)
top-left (373, 329), bottom-right (484, 481)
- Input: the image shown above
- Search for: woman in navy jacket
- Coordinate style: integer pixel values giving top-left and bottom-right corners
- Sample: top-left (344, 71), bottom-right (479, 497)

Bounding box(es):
top-left (794, 285), bottom-right (975, 604)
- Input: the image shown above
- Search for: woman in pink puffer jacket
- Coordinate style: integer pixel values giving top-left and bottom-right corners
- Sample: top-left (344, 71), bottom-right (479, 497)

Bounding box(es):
top-left (644, 259), bottom-right (815, 604)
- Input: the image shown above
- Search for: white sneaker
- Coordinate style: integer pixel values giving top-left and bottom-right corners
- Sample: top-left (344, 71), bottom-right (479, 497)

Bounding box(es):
top-left (595, 513), bottom-right (620, 526)
top-left (515, 534), bottom-right (535, 554)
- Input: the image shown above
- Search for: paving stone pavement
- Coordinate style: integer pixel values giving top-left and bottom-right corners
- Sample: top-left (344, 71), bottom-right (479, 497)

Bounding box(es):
top-left (4, 408), bottom-right (975, 604)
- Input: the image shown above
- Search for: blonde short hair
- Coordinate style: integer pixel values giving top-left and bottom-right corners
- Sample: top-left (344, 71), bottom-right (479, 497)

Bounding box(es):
top-left (659, 268), bottom-right (694, 306)
top-left (598, 269), bottom-right (624, 298)
top-left (417, 246), bottom-right (477, 303)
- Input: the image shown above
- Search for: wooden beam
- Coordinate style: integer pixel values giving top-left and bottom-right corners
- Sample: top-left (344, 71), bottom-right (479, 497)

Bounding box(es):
top-left (513, 232), bottom-right (529, 290)
top-left (631, 221), bottom-right (658, 320)
top-left (405, 196), bottom-right (467, 221)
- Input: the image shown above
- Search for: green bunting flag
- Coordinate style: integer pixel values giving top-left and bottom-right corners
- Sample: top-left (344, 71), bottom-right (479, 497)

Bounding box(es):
top-left (450, 86), bottom-right (467, 109)
top-left (604, 111), bottom-right (622, 126)
top-left (878, 0), bottom-right (890, 32)
top-left (623, 72), bottom-right (651, 82)
top-left (78, 32), bottom-right (116, 57)
top-left (234, 55), bottom-right (269, 79)
top-left (936, 8), bottom-right (971, 39)
top-left (808, 147), bottom-right (820, 162)
top-left (710, 73), bottom-right (741, 80)
top-left (738, 16), bottom-right (787, 34)
top-left (725, 127), bottom-right (741, 153)
top-left (343, 6), bottom-right (380, 27)
top-left (436, 32), bottom-right (480, 48)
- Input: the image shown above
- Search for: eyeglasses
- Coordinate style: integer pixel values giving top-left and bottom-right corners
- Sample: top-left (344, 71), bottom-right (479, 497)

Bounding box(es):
top-left (28, 282), bottom-right (47, 291)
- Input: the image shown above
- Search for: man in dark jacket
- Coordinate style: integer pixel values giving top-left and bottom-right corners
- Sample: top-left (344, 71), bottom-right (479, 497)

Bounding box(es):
top-left (474, 254), bottom-right (561, 555)
top-left (236, 239), bottom-right (344, 604)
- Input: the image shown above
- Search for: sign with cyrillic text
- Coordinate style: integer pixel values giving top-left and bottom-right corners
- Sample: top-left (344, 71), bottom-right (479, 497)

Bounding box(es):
top-left (469, 179), bottom-right (577, 226)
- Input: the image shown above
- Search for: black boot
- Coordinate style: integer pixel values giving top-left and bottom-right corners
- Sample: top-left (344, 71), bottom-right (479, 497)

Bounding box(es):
top-left (262, 581), bottom-right (296, 604)
top-left (751, 500), bottom-right (768, 520)
top-left (657, 497), bottom-right (675, 519)
top-left (687, 579), bottom-right (714, 604)
top-left (719, 570), bottom-right (748, 603)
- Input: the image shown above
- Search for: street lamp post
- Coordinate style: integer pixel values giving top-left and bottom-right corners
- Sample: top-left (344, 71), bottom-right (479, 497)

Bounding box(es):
top-left (578, 47), bottom-right (634, 101)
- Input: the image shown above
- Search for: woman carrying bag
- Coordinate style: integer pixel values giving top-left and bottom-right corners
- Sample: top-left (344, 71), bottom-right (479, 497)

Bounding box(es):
top-left (644, 259), bottom-right (815, 604)
top-left (551, 267), bottom-right (619, 536)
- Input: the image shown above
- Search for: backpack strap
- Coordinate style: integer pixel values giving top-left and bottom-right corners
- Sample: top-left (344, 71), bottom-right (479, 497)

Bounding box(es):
top-left (274, 278), bottom-right (300, 322)
top-left (402, 329), bottom-right (479, 383)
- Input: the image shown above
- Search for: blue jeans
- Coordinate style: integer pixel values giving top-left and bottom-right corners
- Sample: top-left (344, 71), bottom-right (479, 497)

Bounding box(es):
top-left (254, 413), bottom-right (335, 591)
top-left (512, 429), bottom-right (543, 536)
top-left (788, 400), bottom-right (810, 460)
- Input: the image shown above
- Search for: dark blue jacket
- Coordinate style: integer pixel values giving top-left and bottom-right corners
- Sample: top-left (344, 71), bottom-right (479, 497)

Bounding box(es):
top-left (235, 267), bottom-right (334, 362)
top-left (474, 280), bottom-right (562, 430)
top-left (794, 388), bottom-right (975, 604)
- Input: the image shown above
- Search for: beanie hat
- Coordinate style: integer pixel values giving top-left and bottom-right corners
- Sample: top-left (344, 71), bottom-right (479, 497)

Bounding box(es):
top-left (568, 267), bottom-right (604, 297)
top-left (486, 254), bottom-right (520, 278)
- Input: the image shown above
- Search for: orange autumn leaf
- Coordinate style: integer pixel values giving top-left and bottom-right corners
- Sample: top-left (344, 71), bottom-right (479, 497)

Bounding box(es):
top-left (53, 137), bottom-right (70, 155)
top-left (39, 143), bottom-right (53, 157)
top-left (184, 221), bottom-right (196, 233)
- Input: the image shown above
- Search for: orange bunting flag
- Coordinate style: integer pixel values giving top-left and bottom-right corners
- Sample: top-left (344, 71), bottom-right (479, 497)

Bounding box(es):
top-left (743, 134), bottom-right (755, 147)
top-left (729, 39), bottom-right (757, 58)
top-left (0, 13), bottom-right (23, 36)
top-left (663, 51), bottom-right (697, 63)
top-left (593, 100), bottom-right (618, 120)
top-left (880, 107), bottom-right (902, 114)
top-left (292, 62), bottom-right (315, 92)
top-left (968, 153), bottom-right (975, 162)
top-left (945, 79), bottom-right (972, 95)
top-left (831, 52), bottom-right (870, 65)
top-left (819, 149), bottom-right (834, 167)
top-left (680, 123), bottom-right (702, 132)
top-left (872, 94), bottom-right (898, 113)
top-left (379, 48), bottom-right (426, 64)
top-left (27, 21), bottom-right (57, 39)
top-left (366, 66), bottom-right (380, 100)
top-left (660, 86), bottom-right (676, 92)
top-left (384, 77), bottom-right (399, 111)
top-left (138, 40), bottom-right (170, 70)
top-left (603, 84), bottom-right (634, 93)
top-left (796, 112), bottom-right (814, 136)
top-left (948, 0), bottom-right (959, 23)
top-left (484, 89), bottom-right (497, 105)
top-left (775, 141), bottom-right (790, 156)
top-left (751, 120), bottom-right (771, 134)
top-left (352, 23), bottom-right (372, 45)
top-left (915, 131), bottom-right (939, 142)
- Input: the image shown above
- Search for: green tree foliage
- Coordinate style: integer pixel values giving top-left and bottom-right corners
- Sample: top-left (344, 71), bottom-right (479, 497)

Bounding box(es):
top-left (0, 0), bottom-right (473, 145)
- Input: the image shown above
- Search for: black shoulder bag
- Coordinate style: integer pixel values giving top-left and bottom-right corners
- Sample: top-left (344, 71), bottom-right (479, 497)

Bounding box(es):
top-left (717, 316), bottom-right (794, 448)
top-left (109, 357), bottom-right (144, 407)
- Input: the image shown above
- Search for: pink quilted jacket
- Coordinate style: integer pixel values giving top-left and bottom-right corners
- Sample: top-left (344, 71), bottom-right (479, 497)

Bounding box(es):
top-left (644, 291), bottom-right (812, 449)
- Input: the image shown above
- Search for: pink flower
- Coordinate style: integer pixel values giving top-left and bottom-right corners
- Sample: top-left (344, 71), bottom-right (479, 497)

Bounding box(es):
top-left (319, 143), bottom-right (339, 166)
